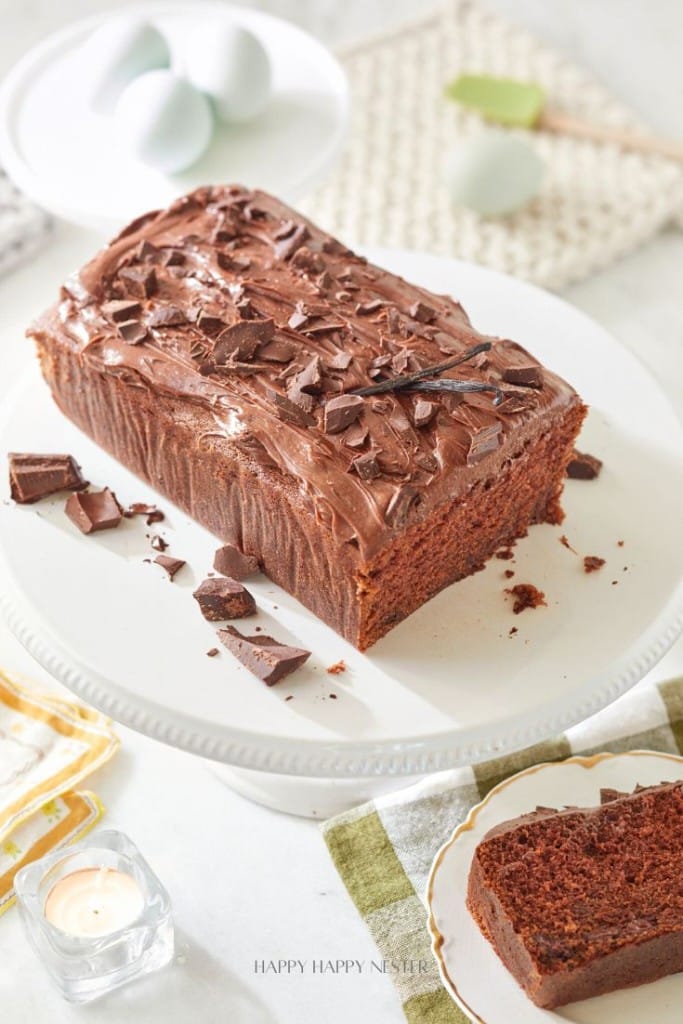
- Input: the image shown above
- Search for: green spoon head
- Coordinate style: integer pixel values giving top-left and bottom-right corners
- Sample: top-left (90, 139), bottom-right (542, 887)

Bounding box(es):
top-left (445, 73), bottom-right (545, 128)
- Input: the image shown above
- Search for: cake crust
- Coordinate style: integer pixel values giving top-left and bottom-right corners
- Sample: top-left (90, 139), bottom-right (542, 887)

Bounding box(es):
top-left (29, 185), bottom-right (585, 648)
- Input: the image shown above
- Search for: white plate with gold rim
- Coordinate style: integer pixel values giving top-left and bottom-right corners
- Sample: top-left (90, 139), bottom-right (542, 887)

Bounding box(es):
top-left (427, 750), bottom-right (683, 1024)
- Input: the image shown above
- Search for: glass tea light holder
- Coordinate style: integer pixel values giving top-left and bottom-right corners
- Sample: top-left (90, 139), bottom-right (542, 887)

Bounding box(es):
top-left (14, 830), bottom-right (174, 1003)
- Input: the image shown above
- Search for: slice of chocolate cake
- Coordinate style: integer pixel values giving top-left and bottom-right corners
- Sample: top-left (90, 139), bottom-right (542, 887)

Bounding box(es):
top-left (467, 781), bottom-right (683, 1008)
top-left (28, 185), bottom-right (585, 649)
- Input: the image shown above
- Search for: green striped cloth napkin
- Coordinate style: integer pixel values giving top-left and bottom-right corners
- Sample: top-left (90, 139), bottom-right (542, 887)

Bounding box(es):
top-left (323, 676), bottom-right (683, 1024)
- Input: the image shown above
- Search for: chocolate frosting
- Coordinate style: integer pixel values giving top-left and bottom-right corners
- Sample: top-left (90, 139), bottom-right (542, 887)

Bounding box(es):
top-left (36, 186), bottom-right (581, 559)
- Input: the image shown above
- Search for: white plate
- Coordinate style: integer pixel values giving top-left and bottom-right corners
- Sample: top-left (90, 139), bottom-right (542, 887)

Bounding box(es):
top-left (1, 250), bottom-right (682, 778)
top-left (427, 750), bottom-right (683, 1023)
top-left (0, 2), bottom-right (349, 231)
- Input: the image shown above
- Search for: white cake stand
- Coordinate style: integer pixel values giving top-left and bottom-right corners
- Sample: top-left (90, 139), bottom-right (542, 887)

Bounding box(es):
top-left (1, 250), bottom-right (682, 817)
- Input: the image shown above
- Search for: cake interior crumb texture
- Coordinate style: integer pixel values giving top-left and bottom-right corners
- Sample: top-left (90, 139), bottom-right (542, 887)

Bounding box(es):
top-left (467, 782), bottom-right (683, 1008)
top-left (29, 185), bottom-right (586, 649)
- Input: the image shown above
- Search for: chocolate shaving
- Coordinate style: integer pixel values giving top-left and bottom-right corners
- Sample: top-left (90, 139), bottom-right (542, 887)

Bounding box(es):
top-left (502, 365), bottom-right (543, 388)
top-left (148, 306), bottom-right (186, 328)
top-left (214, 544), bottom-right (259, 580)
top-left (151, 535), bottom-right (168, 552)
top-left (412, 400), bottom-right (438, 428)
top-left (342, 422), bottom-right (369, 449)
top-left (355, 299), bottom-right (384, 316)
top-left (273, 220), bottom-right (297, 240)
top-left (269, 390), bottom-right (316, 427)
top-left (328, 351), bottom-right (352, 371)
top-left (273, 224), bottom-right (309, 261)
top-left (217, 625), bottom-right (310, 685)
top-left (197, 312), bottom-right (226, 337)
top-left (260, 338), bottom-right (296, 363)
top-left (217, 252), bottom-right (251, 273)
top-left (409, 300), bottom-right (436, 323)
top-left (9, 453), bottom-right (88, 504)
top-left (102, 299), bottom-right (142, 322)
top-left (293, 355), bottom-right (323, 395)
top-left (154, 554), bottom-right (185, 579)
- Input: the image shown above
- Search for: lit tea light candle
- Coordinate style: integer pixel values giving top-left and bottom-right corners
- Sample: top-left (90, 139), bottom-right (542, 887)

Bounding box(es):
top-left (44, 866), bottom-right (145, 938)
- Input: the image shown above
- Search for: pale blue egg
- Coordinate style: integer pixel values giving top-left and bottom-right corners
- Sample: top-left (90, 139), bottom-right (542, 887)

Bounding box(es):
top-left (81, 17), bottom-right (171, 114)
top-left (184, 22), bottom-right (272, 124)
top-left (445, 132), bottom-right (544, 216)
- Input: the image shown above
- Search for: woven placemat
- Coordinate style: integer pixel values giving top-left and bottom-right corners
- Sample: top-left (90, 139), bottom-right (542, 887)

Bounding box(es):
top-left (302, 0), bottom-right (683, 290)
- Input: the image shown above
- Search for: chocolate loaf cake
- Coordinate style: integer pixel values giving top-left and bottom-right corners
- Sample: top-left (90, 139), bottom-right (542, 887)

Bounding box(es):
top-left (467, 781), bottom-right (683, 1008)
top-left (29, 185), bottom-right (585, 649)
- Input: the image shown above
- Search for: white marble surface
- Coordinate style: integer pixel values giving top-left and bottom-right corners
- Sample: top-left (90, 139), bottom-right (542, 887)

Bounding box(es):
top-left (0, 3), bottom-right (682, 1023)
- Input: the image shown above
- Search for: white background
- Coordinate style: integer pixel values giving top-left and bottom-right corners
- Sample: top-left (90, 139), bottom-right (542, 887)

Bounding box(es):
top-left (0, 3), bottom-right (681, 1022)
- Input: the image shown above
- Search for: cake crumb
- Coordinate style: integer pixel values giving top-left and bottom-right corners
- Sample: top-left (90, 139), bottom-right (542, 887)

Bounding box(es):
top-left (503, 569), bottom-right (515, 579)
top-left (506, 584), bottom-right (546, 614)
top-left (329, 693), bottom-right (338, 700)
top-left (611, 580), bottom-right (619, 586)
top-left (496, 547), bottom-right (515, 561)
top-left (285, 695), bottom-right (293, 701)
top-left (559, 534), bottom-right (577, 554)
top-left (584, 556), bottom-right (606, 574)
top-left (327, 660), bottom-right (346, 675)
top-left (206, 647), bottom-right (219, 658)
top-left (617, 540), bottom-right (624, 547)
top-left (509, 626), bottom-right (518, 636)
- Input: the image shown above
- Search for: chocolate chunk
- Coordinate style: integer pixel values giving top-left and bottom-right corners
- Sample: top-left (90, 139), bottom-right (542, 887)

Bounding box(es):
top-left (321, 237), bottom-right (351, 256)
top-left (148, 305), bottom-right (186, 328)
top-left (236, 298), bottom-right (254, 319)
top-left (293, 355), bottom-right (323, 395)
top-left (412, 399), bottom-right (438, 428)
top-left (584, 555), bottom-right (606, 573)
top-left (467, 423), bottom-right (502, 465)
top-left (124, 502), bottom-right (164, 525)
top-left (286, 376), bottom-right (314, 414)
top-left (274, 220), bottom-right (297, 240)
top-left (497, 390), bottom-right (536, 414)
top-left (214, 319), bottom-right (275, 363)
top-left (117, 320), bottom-right (148, 344)
top-left (193, 577), bottom-right (257, 621)
top-left (154, 554), bottom-right (185, 579)
top-left (351, 451), bottom-right (381, 480)
top-left (414, 450), bottom-right (438, 473)
top-left (391, 349), bottom-right (410, 374)
top-left (260, 338), bottom-right (296, 363)
top-left (163, 249), bottom-right (185, 266)
top-left (151, 535), bottom-right (168, 551)
top-left (323, 394), bottom-right (364, 434)
top-left (567, 450), bottom-right (603, 480)
top-left (316, 271), bottom-right (333, 291)
top-left (273, 224), bottom-right (309, 261)
top-left (288, 311), bottom-right (310, 331)
top-left (370, 354), bottom-right (392, 370)
top-left (269, 390), bottom-right (315, 427)
top-left (9, 453), bottom-right (88, 504)
top-left (65, 488), bottom-right (122, 534)
top-left (385, 486), bottom-right (419, 527)
top-left (206, 648), bottom-right (219, 658)
top-left (217, 625), bottom-right (310, 685)
top-left (355, 299), bottom-right (384, 316)
top-left (328, 351), bottom-right (352, 371)
top-left (136, 240), bottom-right (159, 261)
top-left (342, 422), bottom-right (368, 449)
top-left (409, 300), bottom-right (436, 323)
top-left (502, 365), bottom-right (543, 388)
top-left (291, 247), bottom-right (325, 273)
top-left (216, 252), bottom-right (251, 273)
top-left (119, 266), bottom-right (157, 298)
top-left (102, 299), bottom-right (142, 322)
top-left (197, 312), bottom-right (226, 337)
top-left (214, 544), bottom-right (259, 580)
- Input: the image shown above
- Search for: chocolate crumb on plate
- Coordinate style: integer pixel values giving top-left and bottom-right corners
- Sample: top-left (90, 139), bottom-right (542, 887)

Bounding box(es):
top-left (567, 449), bottom-right (602, 480)
top-left (505, 583), bottom-right (547, 614)
top-left (327, 660), bottom-right (346, 675)
top-left (154, 554), bottom-right (185, 580)
top-left (217, 625), bottom-right (310, 685)
top-left (206, 648), bottom-right (219, 657)
top-left (509, 626), bottom-right (518, 636)
top-left (584, 555), bottom-right (606, 574)
top-left (495, 547), bottom-right (514, 560)
top-left (65, 488), bottom-right (122, 534)
top-left (9, 452), bottom-right (88, 504)
top-left (617, 540), bottom-right (625, 547)
top-left (151, 535), bottom-right (168, 552)
top-left (559, 534), bottom-right (577, 553)
top-left (329, 693), bottom-right (338, 699)
top-left (213, 544), bottom-right (259, 580)
top-left (124, 502), bottom-right (165, 525)
top-left (503, 569), bottom-right (515, 579)
top-left (193, 577), bottom-right (256, 621)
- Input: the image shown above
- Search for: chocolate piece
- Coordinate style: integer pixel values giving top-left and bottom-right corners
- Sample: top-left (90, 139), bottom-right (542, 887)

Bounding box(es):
top-left (148, 305), bottom-right (186, 328)
top-left (293, 355), bottom-right (323, 394)
top-left (567, 450), bottom-right (603, 480)
top-left (327, 660), bottom-right (346, 675)
top-left (214, 319), bottom-right (275, 363)
top-left (193, 577), bottom-right (256, 621)
top-left (506, 583), bottom-right (546, 614)
top-left (413, 399), bottom-right (438, 428)
top-left (355, 299), bottom-right (384, 316)
top-left (217, 625), bottom-right (310, 685)
top-left (467, 423), bottom-right (502, 465)
top-left (323, 395), bottom-right (364, 434)
top-left (119, 266), bottom-right (157, 298)
top-left (117, 320), bottom-right (148, 344)
top-left (273, 224), bottom-right (309, 261)
top-left (163, 249), bottom-right (185, 266)
top-left (342, 422), bottom-right (368, 449)
top-left (151, 535), bottom-right (168, 551)
top-left (328, 351), bottom-right (352, 371)
top-left (584, 555), bottom-right (606, 573)
top-left (102, 299), bottom-right (142, 322)
top-left (153, 554), bottom-right (185, 579)
top-left (124, 501), bottom-right (164, 525)
top-left (9, 453), bottom-right (88, 504)
top-left (501, 365), bottom-right (543, 388)
top-left (206, 647), bottom-right (219, 657)
top-left (351, 450), bottom-right (381, 481)
top-left (274, 220), bottom-right (296, 240)
top-left (288, 310), bottom-right (309, 331)
top-left (409, 300), bottom-right (436, 323)
top-left (260, 338), bottom-right (296, 363)
top-left (213, 544), bottom-right (259, 580)
top-left (197, 312), bottom-right (226, 337)
top-left (270, 389), bottom-right (315, 427)
top-left (65, 488), bottom-right (122, 534)
top-left (217, 252), bottom-right (251, 273)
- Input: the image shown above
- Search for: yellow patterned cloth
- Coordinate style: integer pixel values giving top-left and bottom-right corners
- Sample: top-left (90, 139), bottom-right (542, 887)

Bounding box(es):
top-left (0, 670), bottom-right (119, 914)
